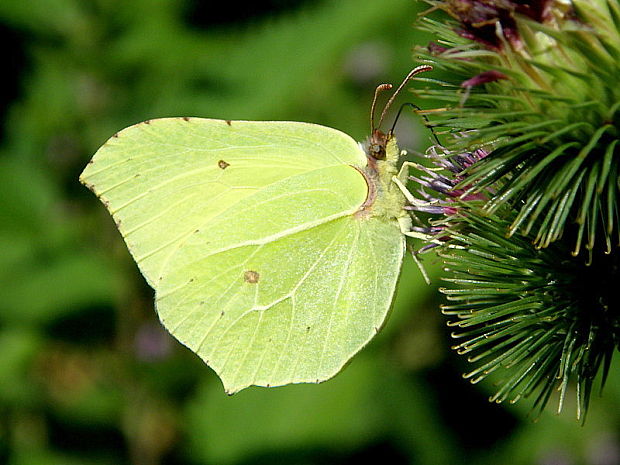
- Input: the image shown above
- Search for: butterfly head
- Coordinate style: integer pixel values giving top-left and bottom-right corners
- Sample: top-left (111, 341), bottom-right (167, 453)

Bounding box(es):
top-left (367, 128), bottom-right (390, 160)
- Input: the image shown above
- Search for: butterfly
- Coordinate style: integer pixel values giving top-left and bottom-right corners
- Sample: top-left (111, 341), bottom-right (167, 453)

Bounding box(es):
top-left (80, 65), bottom-right (432, 393)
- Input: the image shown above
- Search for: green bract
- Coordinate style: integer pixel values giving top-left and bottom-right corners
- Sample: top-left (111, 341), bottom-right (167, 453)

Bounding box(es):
top-left (417, 0), bottom-right (620, 254)
top-left (80, 117), bottom-right (409, 393)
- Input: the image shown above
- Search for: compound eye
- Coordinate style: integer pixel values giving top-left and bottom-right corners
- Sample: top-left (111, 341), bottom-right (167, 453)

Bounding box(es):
top-left (369, 143), bottom-right (386, 160)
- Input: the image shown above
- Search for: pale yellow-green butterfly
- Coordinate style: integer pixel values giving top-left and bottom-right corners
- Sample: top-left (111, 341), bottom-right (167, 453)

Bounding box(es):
top-left (80, 66), bottom-right (432, 394)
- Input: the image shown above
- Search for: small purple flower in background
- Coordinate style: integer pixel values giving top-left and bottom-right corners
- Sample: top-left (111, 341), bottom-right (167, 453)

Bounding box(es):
top-left (134, 322), bottom-right (173, 362)
top-left (427, 41), bottom-right (449, 55)
top-left (460, 70), bottom-right (508, 88)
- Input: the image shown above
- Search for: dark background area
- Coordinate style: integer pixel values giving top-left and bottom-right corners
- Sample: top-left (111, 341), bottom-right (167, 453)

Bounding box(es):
top-left (0, 1), bottom-right (619, 464)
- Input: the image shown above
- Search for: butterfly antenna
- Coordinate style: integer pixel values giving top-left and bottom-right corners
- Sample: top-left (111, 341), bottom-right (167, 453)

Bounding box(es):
top-left (371, 83), bottom-right (393, 133)
top-left (391, 102), bottom-right (442, 146)
top-left (377, 65), bottom-right (433, 131)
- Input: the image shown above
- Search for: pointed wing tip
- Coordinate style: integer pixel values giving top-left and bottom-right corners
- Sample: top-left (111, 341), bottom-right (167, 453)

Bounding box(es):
top-left (78, 170), bottom-right (93, 191)
top-left (221, 381), bottom-right (246, 396)
top-left (78, 156), bottom-right (96, 183)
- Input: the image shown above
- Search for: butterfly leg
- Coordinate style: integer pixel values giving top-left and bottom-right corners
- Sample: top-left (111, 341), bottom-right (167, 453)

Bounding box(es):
top-left (391, 161), bottom-right (440, 208)
top-left (396, 216), bottom-right (431, 284)
top-left (392, 162), bottom-right (448, 285)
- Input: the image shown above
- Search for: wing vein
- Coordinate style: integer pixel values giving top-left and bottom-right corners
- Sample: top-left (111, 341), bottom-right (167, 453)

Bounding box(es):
top-left (316, 221), bottom-right (360, 376)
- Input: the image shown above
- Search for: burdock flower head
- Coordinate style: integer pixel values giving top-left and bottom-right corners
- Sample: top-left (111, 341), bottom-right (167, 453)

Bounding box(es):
top-left (410, 0), bottom-right (620, 420)
top-left (417, 0), bottom-right (619, 253)
top-left (438, 0), bottom-right (555, 49)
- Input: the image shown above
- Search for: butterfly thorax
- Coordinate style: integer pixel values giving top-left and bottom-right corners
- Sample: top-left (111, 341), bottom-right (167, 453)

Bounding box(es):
top-left (357, 133), bottom-right (408, 223)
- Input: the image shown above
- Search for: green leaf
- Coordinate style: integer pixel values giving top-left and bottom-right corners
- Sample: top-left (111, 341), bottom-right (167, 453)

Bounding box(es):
top-left (0, 329), bottom-right (42, 405)
top-left (186, 356), bottom-right (459, 465)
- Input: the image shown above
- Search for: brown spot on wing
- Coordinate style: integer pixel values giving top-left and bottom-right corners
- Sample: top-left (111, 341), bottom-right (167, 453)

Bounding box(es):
top-left (218, 160), bottom-right (230, 169)
top-left (243, 270), bottom-right (260, 283)
top-left (225, 120), bottom-right (232, 126)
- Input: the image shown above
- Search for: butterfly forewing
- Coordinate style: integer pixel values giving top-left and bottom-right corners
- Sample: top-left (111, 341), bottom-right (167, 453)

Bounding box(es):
top-left (80, 118), bottom-right (367, 286)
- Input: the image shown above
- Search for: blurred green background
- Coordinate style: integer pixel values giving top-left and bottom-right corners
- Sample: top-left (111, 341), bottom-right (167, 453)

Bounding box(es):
top-left (1, 0), bottom-right (619, 464)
